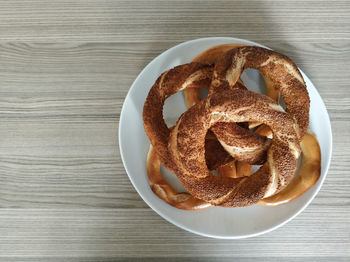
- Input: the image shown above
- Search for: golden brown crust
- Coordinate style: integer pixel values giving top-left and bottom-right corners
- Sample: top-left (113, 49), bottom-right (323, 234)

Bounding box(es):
top-left (168, 89), bottom-right (301, 207)
top-left (147, 145), bottom-right (211, 210)
top-left (192, 43), bottom-right (246, 64)
top-left (211, 122), bottom-right (270, 164)
top-left (143, 45), bottom-right (311, 208)
top-left (143, 62), bottom-right (268, 172)
top-left (258, 132), bottom-right (321, 207)
top-left (143, 62), bottom-right (213, 172)
top-left (212, 46), bottom-right (310, 139)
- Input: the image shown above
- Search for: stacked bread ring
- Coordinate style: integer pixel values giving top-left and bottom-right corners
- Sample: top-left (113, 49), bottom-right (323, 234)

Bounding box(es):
top-left (143, 45), bottom-right (321, 209)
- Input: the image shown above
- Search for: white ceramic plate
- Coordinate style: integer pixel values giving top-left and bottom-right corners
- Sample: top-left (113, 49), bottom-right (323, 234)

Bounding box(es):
top-left (119, 37), bottom-right (332, 239)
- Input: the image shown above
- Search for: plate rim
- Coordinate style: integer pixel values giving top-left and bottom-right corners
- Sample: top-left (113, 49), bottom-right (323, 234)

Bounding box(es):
top-left (118, 37), bottom-right (333, 239)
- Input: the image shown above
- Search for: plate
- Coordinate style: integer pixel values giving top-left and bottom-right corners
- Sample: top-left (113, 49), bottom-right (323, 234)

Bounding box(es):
top-left (119, 37), bottom-right (332, 239)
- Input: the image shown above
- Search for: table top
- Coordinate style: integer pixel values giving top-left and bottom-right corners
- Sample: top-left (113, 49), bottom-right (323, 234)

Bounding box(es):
top-left (0, 0), bottom-right (349, 261)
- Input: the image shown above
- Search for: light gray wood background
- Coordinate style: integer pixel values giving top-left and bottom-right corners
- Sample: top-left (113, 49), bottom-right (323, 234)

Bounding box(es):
top-left (0, 0), bottom-right (349, 261)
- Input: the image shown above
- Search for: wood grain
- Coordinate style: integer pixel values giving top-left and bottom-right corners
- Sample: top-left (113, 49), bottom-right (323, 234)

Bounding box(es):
top-left (0, 0), bottom-right (349, 42)
top-left (0, 0), bottom-right (349, 260)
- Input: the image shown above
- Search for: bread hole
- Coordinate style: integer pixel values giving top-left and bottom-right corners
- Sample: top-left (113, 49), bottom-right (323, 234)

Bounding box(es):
top-left (240, 68), bottom-right (266, 94)
top-left (163, 90), bottom-right (188, 128)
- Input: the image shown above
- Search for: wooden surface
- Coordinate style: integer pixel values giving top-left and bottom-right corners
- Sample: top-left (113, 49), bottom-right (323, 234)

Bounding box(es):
top-left (0, 0), bottom-right (349, 261)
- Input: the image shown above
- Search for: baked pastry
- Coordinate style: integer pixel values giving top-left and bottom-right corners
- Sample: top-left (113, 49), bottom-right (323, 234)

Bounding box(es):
top-left (143, 44), bottom-right (321, 209)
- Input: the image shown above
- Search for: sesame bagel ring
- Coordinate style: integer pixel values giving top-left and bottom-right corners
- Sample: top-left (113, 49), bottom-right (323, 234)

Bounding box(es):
top-left (168, 89), bottom-right (301, 207)
top-left (143, 63), bottom-right (213, 172)
top-left (143, 62), bottom-right (269, 172)
top-left (212, 46), bottom-right (310, 139)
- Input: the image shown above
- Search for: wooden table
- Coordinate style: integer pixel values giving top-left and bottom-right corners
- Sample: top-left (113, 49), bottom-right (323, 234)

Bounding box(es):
top-left (0, 0), bottom-right (349, 261)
